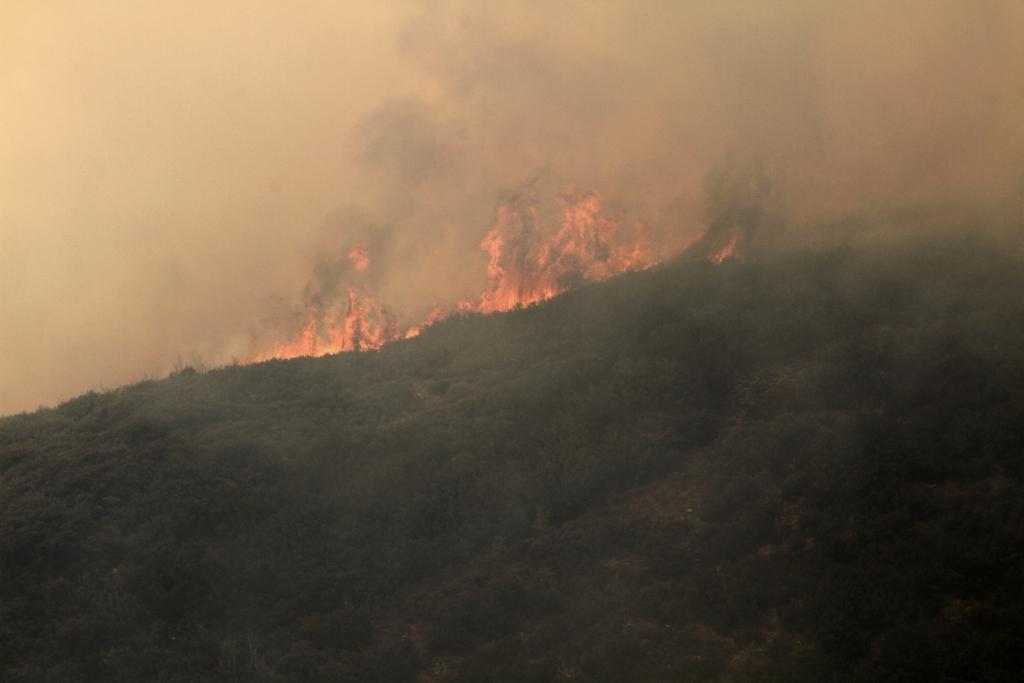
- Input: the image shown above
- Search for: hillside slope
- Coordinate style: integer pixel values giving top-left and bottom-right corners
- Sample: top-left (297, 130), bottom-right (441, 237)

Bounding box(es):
top-left (3, 231), bottom-right (1024, 682)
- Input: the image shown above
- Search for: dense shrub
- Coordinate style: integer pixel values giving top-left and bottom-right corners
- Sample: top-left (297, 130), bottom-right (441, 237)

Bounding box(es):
top-left (3, 230), bottom-right (1024, 680)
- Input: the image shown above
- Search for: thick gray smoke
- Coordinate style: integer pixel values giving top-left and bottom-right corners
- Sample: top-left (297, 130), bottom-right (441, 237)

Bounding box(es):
top-left (2, 0), bottom-right (1023, 414)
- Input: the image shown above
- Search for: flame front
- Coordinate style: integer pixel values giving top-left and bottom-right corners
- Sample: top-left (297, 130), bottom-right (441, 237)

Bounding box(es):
top-left (250, 288), bottom-right (398, 362)
top-left (249, 190), bottom-right (731, 363)
top-left (709, 231), bottom-right (740, 264)
top-left (478, 192), bottom-right (653, 313)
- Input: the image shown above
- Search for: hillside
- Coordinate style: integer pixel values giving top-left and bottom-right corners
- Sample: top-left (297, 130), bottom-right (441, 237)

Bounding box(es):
top-left (3, 230), bottom-right (1024, 682)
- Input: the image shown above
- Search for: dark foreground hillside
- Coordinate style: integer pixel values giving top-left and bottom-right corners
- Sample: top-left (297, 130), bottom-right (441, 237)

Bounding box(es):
top-left (3, 230), bottom-right (1024, 682)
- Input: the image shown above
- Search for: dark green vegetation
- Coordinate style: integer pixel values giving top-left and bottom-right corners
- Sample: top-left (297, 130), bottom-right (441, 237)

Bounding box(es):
top-left (3, 229), bottom-right (1024, 682)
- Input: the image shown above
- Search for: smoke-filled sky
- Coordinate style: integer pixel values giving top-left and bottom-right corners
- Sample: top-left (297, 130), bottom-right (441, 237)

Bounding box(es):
top-left (2, 0), bottom-right (1023, 415)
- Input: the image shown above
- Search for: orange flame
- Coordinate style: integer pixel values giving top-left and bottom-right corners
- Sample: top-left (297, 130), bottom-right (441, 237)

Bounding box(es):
top-left (478, 192), bottom-right (652, 312)
top-left (249, 190), bottom-right (735, 363)
top-left (347, 246), bottom-right (370, 273)
top-left (709, 231), bottom-right (740, 264)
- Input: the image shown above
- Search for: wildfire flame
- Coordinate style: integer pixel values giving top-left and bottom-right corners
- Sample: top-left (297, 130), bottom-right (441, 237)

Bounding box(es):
top-left (347, 246), bottom-right (370, 273)
top-left (479, 192), bottom-right (653, 312)
top-left (249, 190), bottom-right (739, 363)
top-left (709, 231), bottom-right (739, 264)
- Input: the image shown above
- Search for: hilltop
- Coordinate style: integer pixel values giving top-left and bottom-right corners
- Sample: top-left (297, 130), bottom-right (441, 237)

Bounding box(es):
top-left (3, 228), bottom-right (1024, 682)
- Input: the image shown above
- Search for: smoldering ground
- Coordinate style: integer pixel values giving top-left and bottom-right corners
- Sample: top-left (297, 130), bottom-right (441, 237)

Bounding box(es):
top-left (2, 0), bottom-right (1023, 414)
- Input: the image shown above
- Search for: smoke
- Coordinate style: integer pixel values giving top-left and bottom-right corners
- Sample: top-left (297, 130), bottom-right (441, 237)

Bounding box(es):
top-left (2, 0), bottom-right (1023, 414)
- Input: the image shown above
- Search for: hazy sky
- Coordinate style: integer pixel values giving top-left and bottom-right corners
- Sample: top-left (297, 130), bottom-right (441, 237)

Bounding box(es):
top-left (2, 0), bottom-right (1023, 415)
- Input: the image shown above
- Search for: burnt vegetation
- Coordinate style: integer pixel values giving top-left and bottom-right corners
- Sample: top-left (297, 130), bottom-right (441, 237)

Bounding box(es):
top-left (3, 226), bottom-right (1024, 681)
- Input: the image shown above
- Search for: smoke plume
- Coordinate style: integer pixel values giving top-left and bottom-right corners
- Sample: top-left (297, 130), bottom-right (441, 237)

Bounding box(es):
top-left (2, 0), bottom-right (1023, 413)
